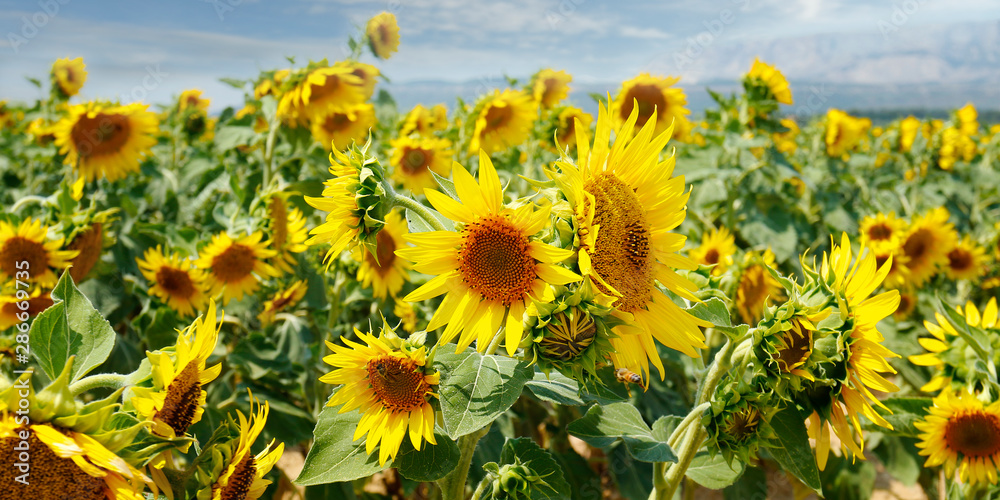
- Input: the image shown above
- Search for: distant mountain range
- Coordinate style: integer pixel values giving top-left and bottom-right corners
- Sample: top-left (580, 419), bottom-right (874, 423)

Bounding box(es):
top-left (383, 20), bottom-right (1000, 119)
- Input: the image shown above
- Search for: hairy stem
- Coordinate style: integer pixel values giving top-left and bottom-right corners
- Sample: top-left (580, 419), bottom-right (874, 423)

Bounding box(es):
top-left (438, 426), bottom-right (490, 500)
top-left (69, 373), bottom-right (128, 396)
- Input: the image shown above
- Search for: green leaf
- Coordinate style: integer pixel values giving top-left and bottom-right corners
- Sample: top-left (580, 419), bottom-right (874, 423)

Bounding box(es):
top-left (295, 408), bottom-right (385, 486)
top-left (686, 298), bottom-right (733, 327)
top-left (724, 466), bottom-right (766, 500)
top-left (766, 405), bottom-right (821, 492)
top-left (525, 370), bottom-right (584, 406)
top-left (30, 271), bottom-right (116, 382)
top-left (435, 351), bottom-right (533, 439)
top-left (213, 126), bottom-right (257, 151)
top-left (567, 403), bottom-right (677, 463)
top-left (394, 432), bottom-right (461, 482)
top-left (685, 452), bottom-right (744, 489)
top-left (871, 398), bottom-right (933, 438)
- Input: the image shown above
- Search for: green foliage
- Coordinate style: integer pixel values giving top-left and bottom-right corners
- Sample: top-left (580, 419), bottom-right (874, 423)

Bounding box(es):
top-left (567, 402), bottom-right (677, 463)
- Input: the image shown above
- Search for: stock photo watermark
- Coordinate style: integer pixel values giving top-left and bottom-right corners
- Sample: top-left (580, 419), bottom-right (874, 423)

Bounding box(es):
top-left (877, 0), bottom-right (929, 40)
top-left (6, 0), bottom-right (71, 54)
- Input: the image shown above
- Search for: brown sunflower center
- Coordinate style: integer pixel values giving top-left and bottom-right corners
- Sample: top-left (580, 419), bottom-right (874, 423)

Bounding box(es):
top-left (402, 148), bottom-right (430, 174)
top-left (484, 103), bottom-right (512, 131)
top-left (3, 294), bottom-right (54, 319)
top-left (366, 229), bottom-right (397, 275)
top-left (582, 172), bottom-right (653, 313)
top-left (1, 236), bottom-right (48, 280)
top-left (155, 361), bottom-right (202, 436)
top-left (947, 248), bottom-right (973, 272)
top-left (218, 453), bottom-right (257, 500)
top-left (268, 291), bottom-right (296, 313)
top-left (776, 319), bottom-right (812, 373)
top-left (269, 198), bottom-right (289, 250)
top-left (156, 266), bottom-right (197, 299)
top-left (737, 265), bottom-right (776, 324)
top-left (312, 74), bottom-right (347, 102)
top-left (0, 425), bottom-right (107, 500)
top-left (703, 248), bottom-right (720, 265)
top-left (724, 407), bottom-right (760, 443)
top-left (211, 244), bottom-right (256, 283)
top-left (322, 112), bottom-right (351, 133)
top-left (945, 411), bottom-right (1000, 458)
top-left (366, 355), bottom-right (432, 413)
top-left (458, 214), bottom-right (535, 307)
top-left (542, 78), bottom-right (560, 104)
top-left (903, 229), bottom-right (933, 264)
top-left (68, 223), bottom-right (103, 283)
top-left (558, 117), bottom-right (577, 144)
top-left (866, 223), bottom-right (893, 241)
top-left (70, 112), bottom-right (132, 158)
top-left (621, 84), bottom-right (667, 127)
top-left (540, 310), bottom-right (597, 361)
top-left (895, 294), bottom-right (914, 316)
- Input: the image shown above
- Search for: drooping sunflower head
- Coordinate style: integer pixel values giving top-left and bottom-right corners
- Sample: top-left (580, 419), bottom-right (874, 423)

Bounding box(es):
top-left (549, 106), bottom-right (593, 153)
top-left (944, 235), bottom-right (987, 281)
top-left (611, 73), bottom-right (691, 139)
top-left (530, 68), bottom-right (572, 109)
top-left (735, 249), bottom-right (785, 326)
top-left (468, 89), bottom-right (537, 154)
top-left (354, 210), bottom-right (410, 300)
top-left (900, 207), bottom-right (958, 286)
top-left (277, 64), bottom-right (364, 127)
top-left (689, 226), bottom-right (736, 276)
top-left (195, 232), bottom-right (278, 305)
top-left (53, 101), bottom-right (159, 182)
top-left (399, 103), bottom-right (448, 137)
top-left (546, 102), bottom-right (708, 381)
top-left (257, 280), bottom-right (307, 326)
top-left (205, 392), bottom-right (284, 500)
top-left (265, 194), bottom-right (309, 274)
top-left (909, 298), bottom-right (999, 393)
top-left (310, 102), bottom-right (376, 151)
top-left (389, 135), bottom-right (454, 193)
top-left (858, 212), bottom-right (906, 255)
top-left (824, 109), bottom-right (871, 159)
top-left (398, 151), bottom-right (581, 355)
top-left (916, 389), bottom-right (1000, 485)
top-left (50, 57), bottom-right (87, 99)
top-left (744, 58), bottom-right (793, 105)
top-left (525, 278), bottom-right (621, 384)
top-left (0, 218), bottom-right (78, 288)
top-left (306, 139), bottom-right (392, 266)
top-left (366, 11), bottom-right (400, 59)
top-left (131, 300), bottom-right (222, 439)
top-left (321, 324), bottom-right (439, 465)
top-left (137, 246), bottom-right (209, 317)
top-left (66, 222), bottom-right (106, 284)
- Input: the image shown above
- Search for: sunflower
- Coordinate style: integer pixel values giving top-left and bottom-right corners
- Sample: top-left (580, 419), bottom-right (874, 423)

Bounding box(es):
top-left (909, 298), bottom-right (998, 393)
top-left (355, 210), bottom-right (410, 299)
top-left (611, 73), bottom-right (691, 140)
top-left (550, 106), bottom-right (592, 153)
top-left (957, 103), bottom-right (979, 137)
top-left (746, 58), bottom-right (793, 105)
top-left (774, 118), bottom-right (799, 154)
top-left (468, 89), bottom-right (536, 154)
top-left (0, 218), bottom-right (77, 288)
top-left (208, 393), bottom-right (284, 500)
top-left (735, 249), bottom-right (785, 325)
top-left (399, 104), bottom-right (448, 137)
top-left (67, 222), bottom-right (104, 283)
top-left (824, 109), bottom-right (871, 159)
top-left (366, 11), bottom-right (400, 59)
top-left (53, 101), bottom-right (159, 182)
top-left (530, 69), bottom-right (572, 109)
top-left (258, 281), bottom-right (307, 326)
top-left (893, 289), bottom-right (917, 321)
top-left (397, 152), bottom-right (580, 355)
top-left (806, 233), bottom-right (900, 470)
top-left (689, 227), bottom-right (736, 276)
top-left (916, 390), bottom-right (1000, 485)
top-left (137, 246), bottom-right (209, 317)
top-left (254, 68), bottom-right (290, 100)
top-left (321, 325), bottom-right (439, 465)
top-left (131, 300), bottom-right (222, 439)
top-left (389, 136), bottom-right (454, 193)
top-left (0, 287), bottom-right (53, 330)
top-left (178, 89), bottom-right (210, 113)
top-left (938, 127), bottom-right (978, 170)
top-left (334, 60), bottom-right (380, 100)
top-left (546, 103), bottom-right (709, 381)
top-left (0, 416), bottom-right (147, 499)
top-left (900, 207), bottom-right (957, 286)
top-left (266, 195), bottom-right (309, 274)
top-left (945, 236), bottom-right (987, 281)
top-left (858, 212), bottom-right (906, 255)
top-left (50, 57), bottom-right (87, 98)
top-left (899, 116), bottom-right (921, 152)
top-left (310, 103), bottom-right (376, 151)
top-left (196, 232), bottom-right (278, 305)
top-left (278, 65), bottom-right (364, 127)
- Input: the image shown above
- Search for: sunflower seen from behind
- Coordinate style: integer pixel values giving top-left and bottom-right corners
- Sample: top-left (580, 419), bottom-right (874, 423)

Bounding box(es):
top-left (196, 232), bottom-right (278, 305)
top-left (547, 103), bottom-right (709, 382)
top-left (53, 101), bottom-right (159, 182)
top-left (0, 218), bottom-right (77, 288)
top-left (265, 194), bottom-right (309, 274)
top-left (137, 246), bottom-right (209, 317)
top-left (321, 325), bottom-right (439, 465)
top-left (909, 298), bottom-right (999, 393)
top-left (745, 58), bottom-right (793, 105)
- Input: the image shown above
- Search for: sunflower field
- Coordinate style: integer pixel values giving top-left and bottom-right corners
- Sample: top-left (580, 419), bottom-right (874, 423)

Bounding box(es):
top-left (3, 11), bottom-right (1000, 500)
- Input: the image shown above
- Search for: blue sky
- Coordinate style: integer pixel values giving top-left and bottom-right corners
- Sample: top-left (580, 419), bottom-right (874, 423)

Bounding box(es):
top-left (3, 0), bottom-right (1000, 112)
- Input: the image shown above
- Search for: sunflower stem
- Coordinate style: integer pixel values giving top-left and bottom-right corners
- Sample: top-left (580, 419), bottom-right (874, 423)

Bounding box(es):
top-left (263, 121), bottom-right (280, 189)
top-left (484, 326), bottom-right (505, 355)
top-left (437, 425), bottom-right (490, 500)
top-left (387, 187), bottom-right (448, 233)
top-left (69, 373), bottom-right (128, 396)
